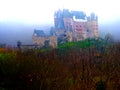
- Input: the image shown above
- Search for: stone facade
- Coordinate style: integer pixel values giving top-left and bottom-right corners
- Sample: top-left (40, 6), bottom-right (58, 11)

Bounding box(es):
top-left (32, 35), bottom-right (57, 48)
top-left (54, 10), bottom-right (99, 41)
top-left (32, 35), bottom-right (46, 47)
top-left (32, 9), bottom-right (99, 48)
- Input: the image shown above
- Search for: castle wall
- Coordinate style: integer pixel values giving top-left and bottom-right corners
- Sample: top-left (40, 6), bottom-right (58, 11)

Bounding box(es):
top-left (32, 35), bottom-right (58, 48)
top-left (49, 36), bottom-right (57, 48)
top-left (63, 18), bottom-right (73, 30)
top-left (32, 36), bottom-right (46, 47)
top-left (54, 18), bottom-right (63, 28)
top-left (66, 31), bottom-right (73, 42)
top-left (72, 21), bottom-right (87, 41)
top-left (87, 20), bottom-right (99, 38)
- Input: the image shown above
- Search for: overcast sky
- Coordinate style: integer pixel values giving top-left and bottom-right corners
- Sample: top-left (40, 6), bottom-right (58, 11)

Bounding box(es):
top-left (0, 0), bottom-right (120, 24)
top-left (0, 0), bottom-right (120, 45)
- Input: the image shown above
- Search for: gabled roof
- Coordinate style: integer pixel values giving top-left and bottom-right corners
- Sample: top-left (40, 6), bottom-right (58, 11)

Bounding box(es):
top-left (33, 30), bottom-right (46, 37)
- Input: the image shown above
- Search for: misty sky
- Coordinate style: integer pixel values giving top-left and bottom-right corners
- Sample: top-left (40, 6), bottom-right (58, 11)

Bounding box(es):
top-left (0, 0), bottom-right (120, 45)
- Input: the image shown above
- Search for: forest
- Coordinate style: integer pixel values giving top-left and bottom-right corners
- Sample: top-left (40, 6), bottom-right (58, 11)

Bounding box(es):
top-left (0, 38), bottom-right (120, 90)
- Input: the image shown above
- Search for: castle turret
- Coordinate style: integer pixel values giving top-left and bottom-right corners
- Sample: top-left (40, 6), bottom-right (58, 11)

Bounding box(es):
top-left (87, 13), bottom-right (99, 38)
top-left (54, 10), bottom-right (64, 29)
top-left (63, 17), bottom-right (73, 31)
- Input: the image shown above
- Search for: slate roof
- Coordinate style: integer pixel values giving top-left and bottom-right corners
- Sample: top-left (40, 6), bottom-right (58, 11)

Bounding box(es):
top-left (33, 30), bottom-right (46, 37)
top-left (71, 11), bottom-right (86, 19)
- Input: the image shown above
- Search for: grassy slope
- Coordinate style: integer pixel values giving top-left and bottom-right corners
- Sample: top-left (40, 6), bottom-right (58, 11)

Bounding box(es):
top-left (57, 40), bottom-right (89, 49)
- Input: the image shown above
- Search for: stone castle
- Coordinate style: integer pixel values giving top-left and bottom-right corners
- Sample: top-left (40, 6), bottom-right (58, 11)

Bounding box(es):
top-left (32, 9), bottom-right (99, 48)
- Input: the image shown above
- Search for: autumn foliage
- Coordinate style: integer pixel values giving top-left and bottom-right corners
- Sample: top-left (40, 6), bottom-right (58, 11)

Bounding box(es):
top-left (0, 41), bottom-right (120, 90)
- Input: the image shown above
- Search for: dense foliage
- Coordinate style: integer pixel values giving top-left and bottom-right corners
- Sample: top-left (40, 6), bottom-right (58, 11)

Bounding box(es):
top-left (0, 40), bottom-right (120, 90)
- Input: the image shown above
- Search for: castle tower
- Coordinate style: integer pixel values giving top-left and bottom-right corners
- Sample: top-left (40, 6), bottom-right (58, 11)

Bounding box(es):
top-left (87, 13), bottom-right (99, 38)
top-left (63, 17), bottom-right (73, 31)
top-left (54, 10), bottom-right (64, 29)
top-left (72, 20), bottom-right (87, 41)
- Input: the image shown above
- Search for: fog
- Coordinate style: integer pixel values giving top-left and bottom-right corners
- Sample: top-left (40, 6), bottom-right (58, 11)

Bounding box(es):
top-left (0, 22), bottom-right (53, 46)
top-left (0, 19), bottom-right (120, 46)
top-left (0, 0), bottom-right (120, 45)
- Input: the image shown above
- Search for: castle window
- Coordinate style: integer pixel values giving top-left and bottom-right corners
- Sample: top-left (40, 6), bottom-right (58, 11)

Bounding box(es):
top-left (76, 25), bottom-right (78, 27)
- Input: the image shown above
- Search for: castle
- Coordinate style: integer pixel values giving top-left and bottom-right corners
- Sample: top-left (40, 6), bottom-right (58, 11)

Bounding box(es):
top-left (32, 9), bottom-right (99, 48)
